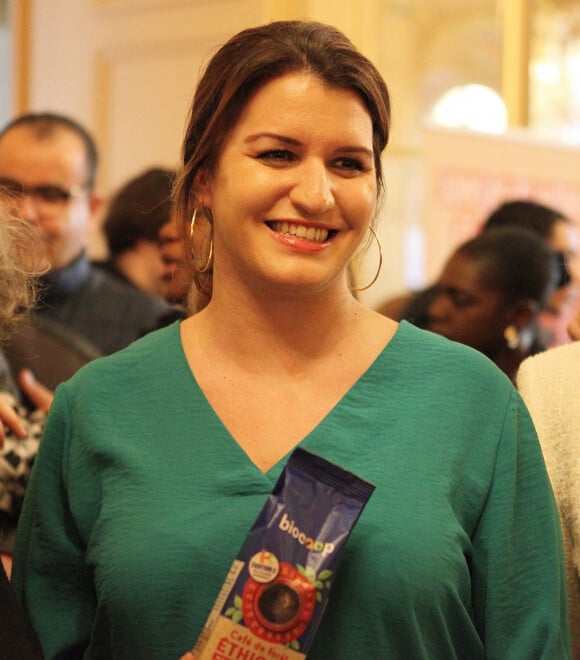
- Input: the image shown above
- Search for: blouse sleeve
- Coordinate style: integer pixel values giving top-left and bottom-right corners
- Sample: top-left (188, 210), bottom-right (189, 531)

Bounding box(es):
top-left (470, 389), bottom-right (571, 658)
top-left (12, 385), bottom-right (95, 659)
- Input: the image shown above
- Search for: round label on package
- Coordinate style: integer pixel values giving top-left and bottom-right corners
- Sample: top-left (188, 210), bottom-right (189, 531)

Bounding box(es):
top-left (248, 550), bottom-right (280, 584)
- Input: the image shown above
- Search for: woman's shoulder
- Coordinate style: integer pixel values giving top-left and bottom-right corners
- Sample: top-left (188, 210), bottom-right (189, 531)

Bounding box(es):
top-left (394, 321), bottom-right (511, 386)
top-left (62, 321), bottom-right (182, 392)
top-left (373, 322), bottom-right (518, 425)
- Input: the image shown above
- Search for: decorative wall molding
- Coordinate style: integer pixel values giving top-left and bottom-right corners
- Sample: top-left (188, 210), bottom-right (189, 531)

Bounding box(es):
top-left (93, 35), bottom-right (216, 188)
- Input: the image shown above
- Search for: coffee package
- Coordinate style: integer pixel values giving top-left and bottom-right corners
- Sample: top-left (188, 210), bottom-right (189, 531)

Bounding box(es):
top-left (192, 448), bottom-right (375, 659)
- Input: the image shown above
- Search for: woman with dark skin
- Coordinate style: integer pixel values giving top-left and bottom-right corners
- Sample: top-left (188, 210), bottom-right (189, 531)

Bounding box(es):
top-left (483, 199), bottom-right (579, 345)
top-left (426, 227), bottom-right (559, 383)
top-left (379, 198), bottom-right (579, 341)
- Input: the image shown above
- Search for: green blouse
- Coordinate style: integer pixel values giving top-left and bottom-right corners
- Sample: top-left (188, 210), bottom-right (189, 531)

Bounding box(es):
top-left (13, 321), bottom-right (571, 659)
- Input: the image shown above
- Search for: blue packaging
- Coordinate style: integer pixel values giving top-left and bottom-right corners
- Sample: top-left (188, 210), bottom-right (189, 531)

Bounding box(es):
top-left (193, 448), bottom-right (375, 659)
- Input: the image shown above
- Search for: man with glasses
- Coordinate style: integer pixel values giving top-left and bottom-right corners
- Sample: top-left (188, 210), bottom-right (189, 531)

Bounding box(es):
top-left (0, 113), bottom-right (178, 562)
top-left (0, 112), bottom-right (174, 360)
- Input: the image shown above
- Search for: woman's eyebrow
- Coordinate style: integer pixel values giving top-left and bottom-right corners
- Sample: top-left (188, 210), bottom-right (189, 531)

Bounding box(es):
top-left (245, 133), bottom-right (373, 156)
top-left (245, 133), bottom-right (301, 146)
top-left (337, 145), bottom-right (374, 157)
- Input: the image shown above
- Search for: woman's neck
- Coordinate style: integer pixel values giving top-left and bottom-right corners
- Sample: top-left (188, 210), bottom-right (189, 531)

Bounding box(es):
top-left (494, 347), bottom-right (527, 384)
top-left (210, 289), bottom-right (362, 356)
top-left (183, 280), bottom-right (394, 376)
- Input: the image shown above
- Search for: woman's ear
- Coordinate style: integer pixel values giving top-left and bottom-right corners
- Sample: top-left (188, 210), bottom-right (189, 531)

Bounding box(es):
top-left (193, 169), bottom-right (212, 208)
top-left (512, 299), bottom-right (538, 329)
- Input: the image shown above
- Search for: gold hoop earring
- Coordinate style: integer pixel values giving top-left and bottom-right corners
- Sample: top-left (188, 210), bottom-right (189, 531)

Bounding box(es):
top-left (350, 226), bottom-right (383, 292)
top-left (190, 207), bottom-right (213, 273)
top-left (504, 325), bottom-right (520, 350)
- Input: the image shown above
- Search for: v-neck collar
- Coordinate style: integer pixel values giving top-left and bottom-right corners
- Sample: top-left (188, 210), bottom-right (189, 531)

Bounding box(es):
top-left (172, 320), bottom-right (409, 479)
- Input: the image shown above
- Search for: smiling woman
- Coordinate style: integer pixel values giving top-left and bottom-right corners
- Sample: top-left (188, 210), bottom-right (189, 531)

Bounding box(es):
top-left (11, 21), bottom-right (572, 660)
top-left (176, 24), bottom-right (389, 311)
top-left (190, 72), bottom-right (378, 302)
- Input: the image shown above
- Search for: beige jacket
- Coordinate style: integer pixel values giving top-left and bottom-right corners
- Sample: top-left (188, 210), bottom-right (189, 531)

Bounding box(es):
top-left (518, 342), bottom-right (580, 658)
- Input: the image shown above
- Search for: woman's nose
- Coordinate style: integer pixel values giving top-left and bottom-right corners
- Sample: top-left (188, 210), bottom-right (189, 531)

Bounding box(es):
top-left (289, 160), bottom-right (334, 215)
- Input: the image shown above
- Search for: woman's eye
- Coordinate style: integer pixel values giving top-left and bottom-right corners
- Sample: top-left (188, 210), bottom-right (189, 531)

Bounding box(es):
top-left (334, 157), bottom-right (365, 173)
top-left (450, 292), bottom-right (477, 309)
top-left (436, 286), bottom-right (477, 309)
top-left (257, 150), bottom-right (296, 163)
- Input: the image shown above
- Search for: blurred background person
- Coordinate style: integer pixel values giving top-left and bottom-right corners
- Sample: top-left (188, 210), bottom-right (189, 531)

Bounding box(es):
top-left (96, 166), bottom-right (176, 298)
top-left (568, 308), bottom-right (580, 340)
top-left (378, 198), bottom-right (578, 341)
top-left (0, 184), bottom-right (51, 570)
top-left (517, 320), bottom-right (580, 658)
top-left (425, 227), bottom-right (559, 383)
top-left (0, 113), bottom-right (176, 390)
top-left (482, 199), bottom-right (579, 346)
top-left (0, 203), bottom-right (46, 659)
top-left (159, 209), bottom-right (194, 307)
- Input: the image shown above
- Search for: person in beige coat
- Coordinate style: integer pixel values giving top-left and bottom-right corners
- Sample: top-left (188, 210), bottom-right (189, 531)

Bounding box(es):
top-left (518, 314), bottom-right (580, 658)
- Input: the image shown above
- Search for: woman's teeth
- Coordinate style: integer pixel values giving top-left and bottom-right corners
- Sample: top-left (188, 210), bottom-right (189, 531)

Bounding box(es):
top-left (270, 222), bottom-right (329, 242)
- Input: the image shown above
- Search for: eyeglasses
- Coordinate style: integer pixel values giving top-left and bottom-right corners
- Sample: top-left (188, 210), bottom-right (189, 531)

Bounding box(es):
top-left (0, 177), bottom-right (86, 206)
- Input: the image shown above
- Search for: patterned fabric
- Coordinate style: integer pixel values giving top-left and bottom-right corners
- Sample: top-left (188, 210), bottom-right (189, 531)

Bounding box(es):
top-left (0, 394), bottom-right (45, 520)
